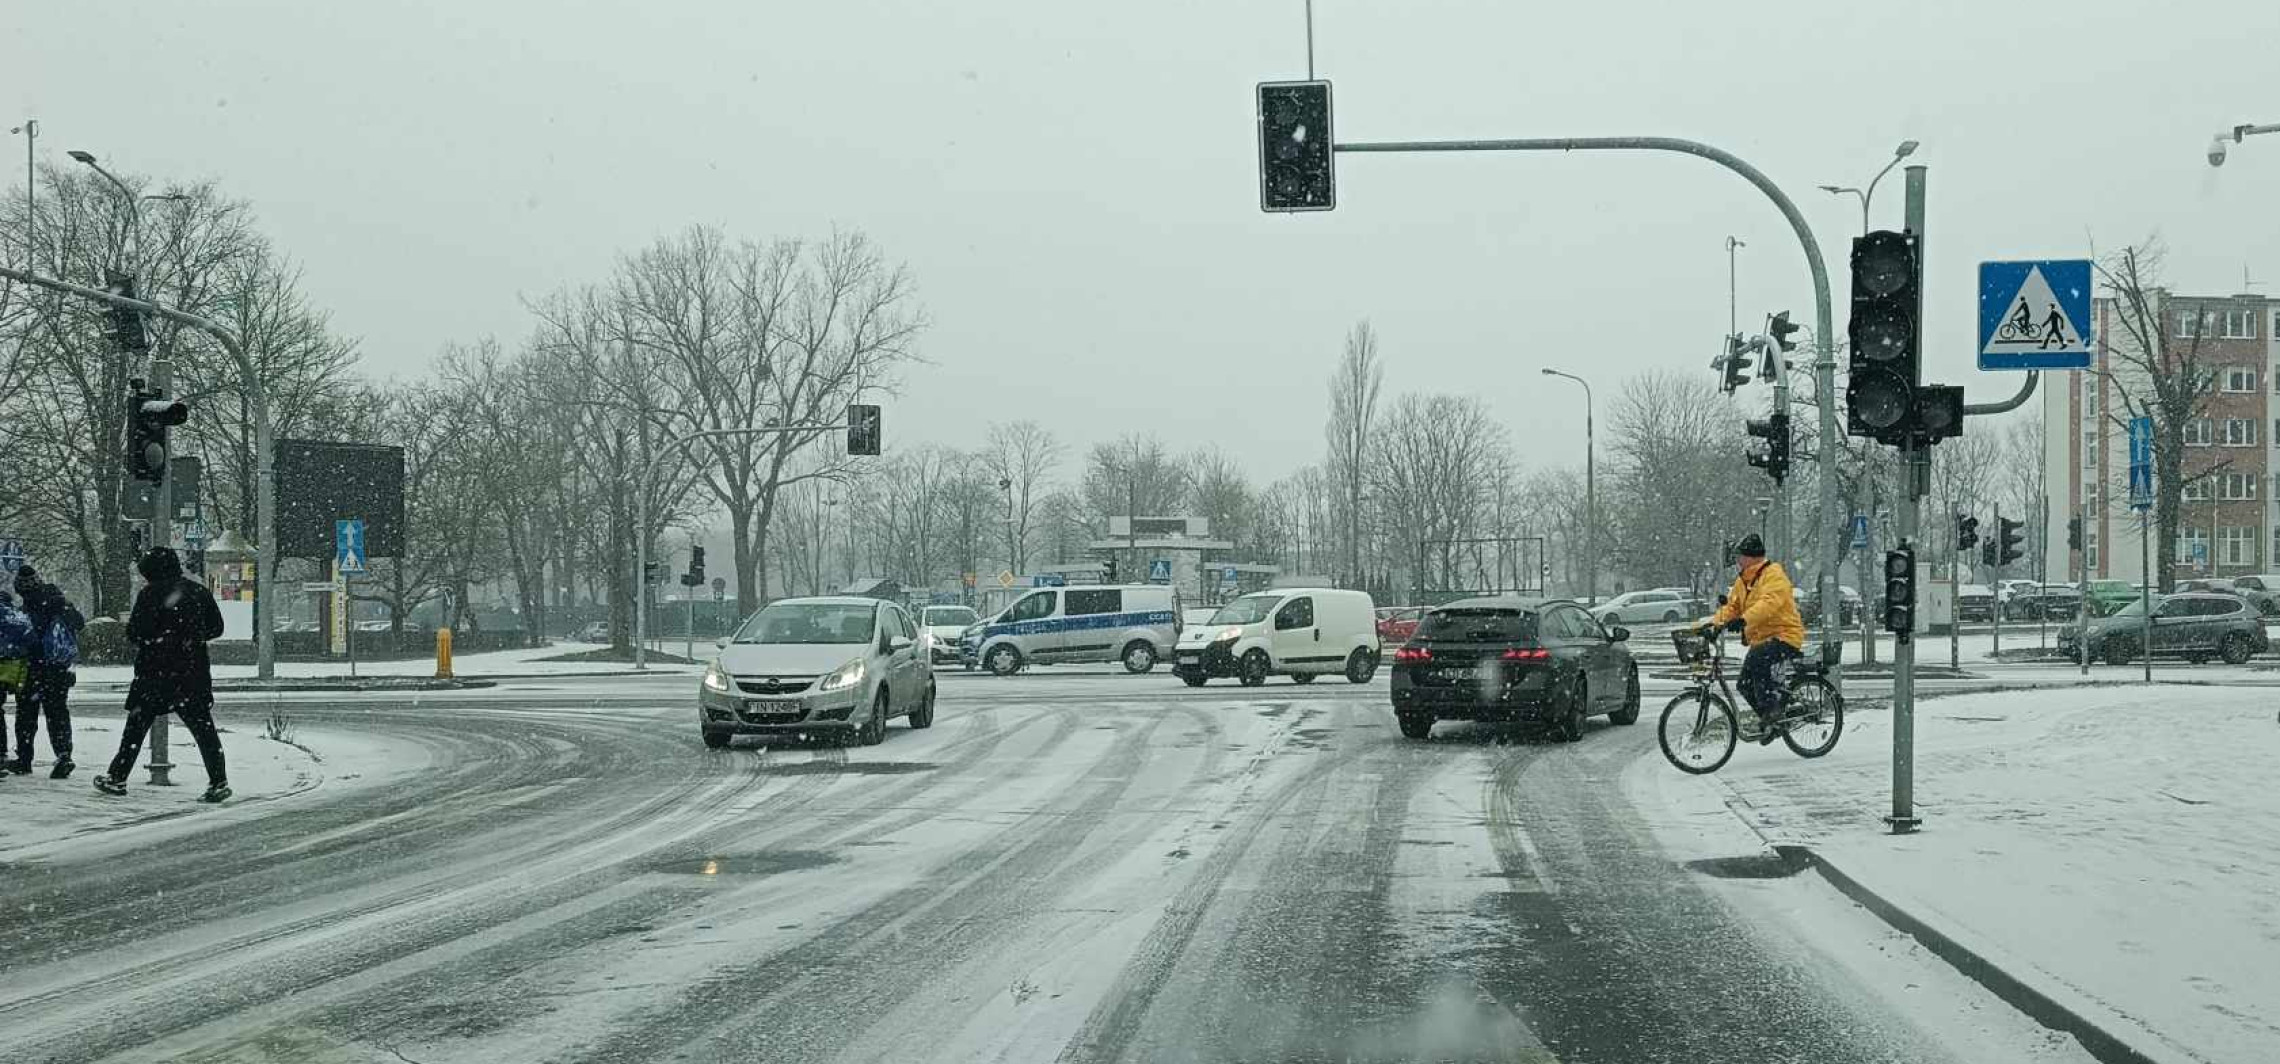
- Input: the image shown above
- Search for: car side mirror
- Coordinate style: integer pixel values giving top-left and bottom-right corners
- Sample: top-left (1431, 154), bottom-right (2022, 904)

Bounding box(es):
top-left (1609, 626), bottom-right (1630, 643)
top-left (889, 635), bottom-right (914, 652)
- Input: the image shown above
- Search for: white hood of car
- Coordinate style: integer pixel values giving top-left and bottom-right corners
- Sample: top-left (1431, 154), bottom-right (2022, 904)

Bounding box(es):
top-left (717, 642), bottom-right (870, 677)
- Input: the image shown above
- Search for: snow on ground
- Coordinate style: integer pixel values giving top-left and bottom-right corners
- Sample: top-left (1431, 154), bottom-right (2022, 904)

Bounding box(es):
top-left (1652, 684), bottom-right (2280, 1064)
top-left (71, 642), bottom-right (705, 687)
top-left (0, 721), bottom-right (424, 864)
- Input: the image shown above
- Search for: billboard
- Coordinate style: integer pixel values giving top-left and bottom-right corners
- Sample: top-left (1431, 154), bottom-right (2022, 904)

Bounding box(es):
top-left (274, 440), bottom-right (406, 560)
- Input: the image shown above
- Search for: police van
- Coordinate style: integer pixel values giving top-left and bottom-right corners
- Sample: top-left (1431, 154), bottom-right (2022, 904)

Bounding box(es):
top-left (963, 584), bottom-right (1182, 675)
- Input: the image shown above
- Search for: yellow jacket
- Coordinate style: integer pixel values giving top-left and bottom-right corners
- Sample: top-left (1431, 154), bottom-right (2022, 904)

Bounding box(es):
top-left (1710, 559), bottom-right (1806, 650)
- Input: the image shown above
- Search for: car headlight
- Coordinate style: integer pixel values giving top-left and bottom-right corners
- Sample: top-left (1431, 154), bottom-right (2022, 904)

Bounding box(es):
top-left (1216, 626), bottom-right (1243, 643)
top-left (703, 662), bottom-right (732, 693)
top-left (818, 658), bottom-right (866, 692)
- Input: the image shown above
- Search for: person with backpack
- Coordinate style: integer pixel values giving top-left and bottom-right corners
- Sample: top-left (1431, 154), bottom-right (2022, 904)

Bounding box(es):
top-left (94, 548), bottom-right (229, 802)
top-left (10, 565), bottom-right (84, 777)
top-left (0, 587), bottom-right (32, 782)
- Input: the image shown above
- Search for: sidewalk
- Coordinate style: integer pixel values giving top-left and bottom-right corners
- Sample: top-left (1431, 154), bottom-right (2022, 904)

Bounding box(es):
top-left (1665, 685), bottom-right (2280, 1064)
top-left (72, 642), bottom-right (706, 688)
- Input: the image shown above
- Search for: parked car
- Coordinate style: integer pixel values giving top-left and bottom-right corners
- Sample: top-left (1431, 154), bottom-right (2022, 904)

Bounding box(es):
top-left (1994, 579), bottom-right (2040, 607)
top-left (2056, 592), bottom-right (2270, 665)
top-left (2004, 584), bottom-right (2082, 622)
top-left (918, 605), bottom-right (978, 666)
top-left (1388, 596), bottom-right (1639, 743)
top-left (1375, 606), bottom-right (1424, 646)
top-left (1174, 589), bottom-right (1380, 687)
top-left (963, 584), bottom-right (1182, 675)
top-left (1795, 585), bottom-right (1863, 626)
top-left (698, 596), bottom-right (934, 748)
top-left (2220, 574), bottom-right (2280, 616)
top-left (1591, 588), bottom-right (1703, 626)
top-left (1956, 584), bottom-right (1997, 623)
top-left (575, 621), bottom-right (610, 643)
top-left (2081, 579), bottom-right (2141, 617)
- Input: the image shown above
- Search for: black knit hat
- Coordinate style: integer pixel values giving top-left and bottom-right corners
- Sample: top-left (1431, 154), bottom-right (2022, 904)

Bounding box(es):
top-left (1733, 533), bottom-right (1766, 558)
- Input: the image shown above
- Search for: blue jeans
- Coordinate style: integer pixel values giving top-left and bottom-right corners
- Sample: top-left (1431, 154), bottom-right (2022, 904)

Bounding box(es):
top-left (1737, 640), bottom-right (1801, 718)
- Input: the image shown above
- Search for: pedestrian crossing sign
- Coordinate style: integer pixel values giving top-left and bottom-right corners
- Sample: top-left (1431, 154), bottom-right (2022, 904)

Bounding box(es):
top-left (1978, 260), bottom-right (2093, 371)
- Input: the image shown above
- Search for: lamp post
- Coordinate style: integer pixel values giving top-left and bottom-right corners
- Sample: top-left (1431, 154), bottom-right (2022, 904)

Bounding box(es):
top-left (1816, 139), bottom-right (1919, 234)
top-left (1540, 368), bottom-right (1595, 606)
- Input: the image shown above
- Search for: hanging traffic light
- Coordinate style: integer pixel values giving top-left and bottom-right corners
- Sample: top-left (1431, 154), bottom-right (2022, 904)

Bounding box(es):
top-left (1956, 514), bottom-right (1980, 552)
top-left (1720, 334), bottom-right (1754, 393)
top-left (1256, 80), bottom-right (1335, 212)
top-left (2068, 516), bottom-right (2083, 551)
top-left (1998, 517), bottom-right (2027, 566)
top-left (1845, 230), bottom-right (1921, 445)
top-left (125, 381), bottom-right (189, 484)
top-left (846, 403), bottom-right (882, 456)
top-left (104, 271), bottom-right (149, 353)
top-left (1744, 413), bottom-right (1790, 482)
top-left (1882, 545), bottom-right (1915, 636)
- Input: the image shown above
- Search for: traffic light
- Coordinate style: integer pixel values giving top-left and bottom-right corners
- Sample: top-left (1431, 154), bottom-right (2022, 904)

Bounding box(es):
top-left (1760, 311), bottom-right (1801, 383)
top-left (1882, 546), bottom-right (1915, 636)
top-left (104, 271), bottom-right (148, 353)
top-left (1744, 413), bottom-right (1790, 482)
top-left (1914, 384), bottom-right (1965, 443)
top-left (1956, 514), bottom-right (1980, 552)
top-left (681, 545), bottom-right (707, 587)
top-left (125, 380), bottom-right (189, 484)
top-left (2068, 516), bottom-right (2083, 551)
top-left (1845, 230), bottom-right (1922, 445)
top-left (1981, 540), bottom-right (1998, 568)
top-left (1256, 80), bottom-right (1334, 212)
top-left (847, 403), bottom-right (881, 456)
top-left (1720, 334), bottom-right (1754, 394)
top-left (1998, 517), bottom-right (2026, 566)
top-left (643, 561), bottom-right (663, 585)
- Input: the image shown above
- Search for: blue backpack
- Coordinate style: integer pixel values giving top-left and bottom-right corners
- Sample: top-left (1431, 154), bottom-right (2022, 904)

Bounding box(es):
top-left (40, 618), bottom-right (78, 668)
top-left (0, 608), bottom-right (31, 660)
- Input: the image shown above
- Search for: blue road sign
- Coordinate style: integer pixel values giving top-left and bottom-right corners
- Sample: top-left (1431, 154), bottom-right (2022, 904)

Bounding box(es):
top-left (1147, 558), bottom-right (1172, 584)
top-left (1849, 515), bottom-right (1870, 550)
top-left (336, 518), bottom-right (368, 574)
top-left (0, 537), bottom-right (23, 574)
top-left (2127, 416), bottom-right (2154, 512)
top-left (1979, 260), bottom-right (2094, 371)
top-left (1220, 566), bottom-right (1239, 586)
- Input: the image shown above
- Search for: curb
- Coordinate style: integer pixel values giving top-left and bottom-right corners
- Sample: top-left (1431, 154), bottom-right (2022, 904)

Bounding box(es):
top-left (1776, 843), bottom-right (2165, 1064)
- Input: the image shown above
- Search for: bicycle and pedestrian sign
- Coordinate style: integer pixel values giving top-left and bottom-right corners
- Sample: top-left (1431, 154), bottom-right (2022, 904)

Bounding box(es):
top-left (1978, 259), bottom-right (2094, 371)
top-left (2128, 415), bottom-right (2154, 512)
top-left (335, 518), bottom-right (368, 574)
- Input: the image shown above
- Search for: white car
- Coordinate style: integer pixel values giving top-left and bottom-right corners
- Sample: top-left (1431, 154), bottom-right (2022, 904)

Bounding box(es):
top-left (967, 584), bottom-right (1181, 675)
top-left (1591, 588), bottom-right (1703, 626)
top-left (1171, 588), bottom-right (1380, 687)
top-left (919, 605), bottom-right (979, 665)
top-left (698, 597), bottom-right (935, 748)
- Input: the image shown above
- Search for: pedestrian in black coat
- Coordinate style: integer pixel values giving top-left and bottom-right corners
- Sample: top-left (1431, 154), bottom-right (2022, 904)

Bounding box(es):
top-left (8, 565), bottom-right (83, 777)
top-left (94, 548), bottom-right (230, 801)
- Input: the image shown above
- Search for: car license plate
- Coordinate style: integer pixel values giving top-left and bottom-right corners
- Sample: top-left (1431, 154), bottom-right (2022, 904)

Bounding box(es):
top-left (745, 699), bottom-right (802, 713)
top-left (1439, 665), bottom-right (1490, 681)
top-left (1177, 652), bottom-right (1201, 662)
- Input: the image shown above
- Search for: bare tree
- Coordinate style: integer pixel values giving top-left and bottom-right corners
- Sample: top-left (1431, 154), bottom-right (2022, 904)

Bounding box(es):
top-left (981, 419), bottom-right (1062, 574)
top-left (2093, 239), bottom-right (2227, 592)
top-left (1602, 372), bottom-right (1760, 589)
top-left (1370, 394), bottom-right (1508, 596)
top-left (1324, 321), bottom-right (1383, 586)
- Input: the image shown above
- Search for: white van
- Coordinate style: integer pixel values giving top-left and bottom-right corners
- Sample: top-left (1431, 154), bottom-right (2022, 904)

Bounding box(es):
top-left (1172, 588), bottom-right (1380, 687)
top-left (965, 584), bottom-right (1182, 675)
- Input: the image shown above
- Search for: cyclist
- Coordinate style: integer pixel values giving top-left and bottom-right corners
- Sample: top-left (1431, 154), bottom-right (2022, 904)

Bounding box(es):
top-left (1697, 533), bottom-right (1806, 743)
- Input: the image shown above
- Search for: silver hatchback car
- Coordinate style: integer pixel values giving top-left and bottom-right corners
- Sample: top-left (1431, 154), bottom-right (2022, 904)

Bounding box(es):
top-left (698, 597), bottom-right (936, 747)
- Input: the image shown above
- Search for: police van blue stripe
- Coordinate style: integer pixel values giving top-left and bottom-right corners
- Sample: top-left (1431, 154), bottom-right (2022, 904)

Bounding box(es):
top-left (976, 610), bottom-right (1175, 642)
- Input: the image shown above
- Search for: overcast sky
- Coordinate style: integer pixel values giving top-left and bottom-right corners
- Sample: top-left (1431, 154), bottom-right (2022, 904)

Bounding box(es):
top-left (10, 0), bottom-right (2278, 484)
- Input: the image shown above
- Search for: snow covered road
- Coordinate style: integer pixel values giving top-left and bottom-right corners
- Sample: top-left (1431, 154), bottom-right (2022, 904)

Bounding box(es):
top-left (0, 674), bottom-right (2101, 1063)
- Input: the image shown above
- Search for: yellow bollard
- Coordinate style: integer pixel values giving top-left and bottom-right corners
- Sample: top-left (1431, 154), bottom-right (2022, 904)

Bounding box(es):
top-left (435, 627), bottom-right (454, 679)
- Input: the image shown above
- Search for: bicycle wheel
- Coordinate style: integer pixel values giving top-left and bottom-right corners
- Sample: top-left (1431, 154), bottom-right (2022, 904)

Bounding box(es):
top-left (1779, 676), bottom-right (1844, 758)
top-left (1658, 689), bottom-right (1737, 775)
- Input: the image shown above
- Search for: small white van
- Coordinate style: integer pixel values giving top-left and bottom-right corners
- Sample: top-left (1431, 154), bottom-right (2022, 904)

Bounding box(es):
top-left (965, 584), bottom-right (1182, 675)
top-left (1172, 588), bottom-right (1380, 686)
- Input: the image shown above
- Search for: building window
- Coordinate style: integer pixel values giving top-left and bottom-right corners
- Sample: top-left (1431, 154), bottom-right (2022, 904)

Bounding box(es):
top-left (2225, 366), bottom-right (2259, 392)
top-left (2272, 364), bottom-right (2280, 393)
top-left (2221, 472), bottom-right (2259, 500)
top-left (2184, 418), bottom-right (2214, 446)
top-left (2223, 309), bottom-right (2259, 339)
top-left (2178, 309), bottom-right (2204, 338)
top-left (2221, 526), bottom-right (2257, 566)
top-left (2225, 419), bottom-right (2260, 447)
top-left (2083, 387), bottom-right (2100, 417)
top-left (2177, 528), bottom-right (2210, 565)
top-left (2183, 479), bottom-right (2211, 502)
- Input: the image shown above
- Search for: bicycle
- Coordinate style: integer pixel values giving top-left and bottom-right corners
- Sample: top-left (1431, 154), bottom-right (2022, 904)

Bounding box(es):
top-left (1657, 628), bottom-right (1844, 775)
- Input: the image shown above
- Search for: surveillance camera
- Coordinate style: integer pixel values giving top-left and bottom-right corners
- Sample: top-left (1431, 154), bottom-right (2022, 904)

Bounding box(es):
top-left (2208, 137), bottom-right (2228, 167)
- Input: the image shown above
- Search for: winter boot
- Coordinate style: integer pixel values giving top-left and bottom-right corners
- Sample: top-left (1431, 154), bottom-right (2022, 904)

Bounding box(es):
top-left (92, 774), bottom-right (127, 796)
top-left (5, 756), bottom-right (29, 775)
top-left (199, 782), bottom-right (232, 804)
top-left (50, 758), bottom-right (75, 779)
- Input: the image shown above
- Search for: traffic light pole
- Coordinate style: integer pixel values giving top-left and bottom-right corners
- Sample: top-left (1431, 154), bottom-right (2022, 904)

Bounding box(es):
top-left (635, 423), bottom-right (837, 671)
top-left (0, 265), bottom-right (279, 682)
top-left (1991, 503), bottom-right (2004, 660)
top-left (1333, 136), bottom-right (1844, 665)
top-left (145, 353), bottom-right (177, 786)
top-left (1887, 166), bottom-right (1930, 835)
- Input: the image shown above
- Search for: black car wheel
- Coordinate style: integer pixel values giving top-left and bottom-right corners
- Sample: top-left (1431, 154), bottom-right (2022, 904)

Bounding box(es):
top-left (856, 691), bottom-right (888, 746)
top-left (909, 683), bottom-right (936, 729)
top-left (1343, 647), bottom-right (1377, 683)
top-left (1553, 676), bottom-right (1588, 743)
top-left (2102, 637), bottom-right (2137, 667)
top-left (1660, 610), bottom-right (1681, 623)
top-left (1291, 672), bottom-right (1317, 684)
top-left (1181, 673), bottom-right (1208, 687)
top-left (1396, 712), bottom-right (1433, 740)
top-left (701, 729), bottom-right (731, 750)
top-left (1238, 650), bottom-right (1271, 687)
top-left (2221, 631), bottom-right (2256, 665)
top-left (1122, 640), bottom-right (1158, 674)
top-left (986, 644), bottom-right (1024, 676)
top-left (1608, 667), bottom-right (1641, 726)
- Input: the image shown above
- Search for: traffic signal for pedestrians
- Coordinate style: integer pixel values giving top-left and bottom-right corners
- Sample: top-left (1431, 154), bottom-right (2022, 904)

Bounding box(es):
top-left (1720, 334), bottom-right (1754, 394)
top-left (2068, 516), bottom-right (2083, 551)
top-left (104, 271), bottom-right (148, 353)
top-left (1744, 413), bottom-right (1790, 482)
top-left (1845, 230), bottom-right (1922, 445)
top-left (1956, 514), bottom-right (1979, 552)
top-left (1998, 517), bottom-right (2027, 566)
top-left (1256, 80), bottom-right (1334, 212)
top-left (1882, 546), bottom-right (1915, 636)
top-left (846, 403), bottom-right (881, 456)
top-left (125, 380), bottom-right (189, 484)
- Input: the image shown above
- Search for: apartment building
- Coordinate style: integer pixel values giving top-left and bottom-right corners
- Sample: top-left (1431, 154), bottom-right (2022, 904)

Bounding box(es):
top-left (2041, 287), bottom-right (2277, 584)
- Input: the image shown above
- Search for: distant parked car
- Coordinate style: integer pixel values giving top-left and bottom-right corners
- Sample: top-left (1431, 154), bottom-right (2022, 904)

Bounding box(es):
top-left (2221, 574), bottom-right (2280, 616)
top-left (2058, 592), bottom-right (2269, 665)
top-left (2081, 579), bottom-right (2141, 617)
top-left (1592, 589), bottom-right (1702, 626)
top-left (919, 605), bottom-right (979, 665)
top-left (1375, 606), bottom-right (1424, 646)
top-left (576, 621), bottom-right (610, 643)
top-left (1956, 584), bottom-right (1997, 623)
top-left (2004, 584), bottom-right (2082, 622)
top-left (1794, 585), bottom-right (1862, 627)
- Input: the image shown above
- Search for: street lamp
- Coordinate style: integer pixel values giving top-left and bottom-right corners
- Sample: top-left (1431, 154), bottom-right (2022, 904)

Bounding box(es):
top-left (1540, 367), bottom-right (1595, 606)
top-left (1817, 139), bottom-right (1919, 233)
top-left (2207, 122), bottom-right (2280, 167)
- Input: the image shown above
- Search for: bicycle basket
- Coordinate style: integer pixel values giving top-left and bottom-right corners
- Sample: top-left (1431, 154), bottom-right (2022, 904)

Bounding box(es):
top-left (1671, 630), bottom-right (1712, 664)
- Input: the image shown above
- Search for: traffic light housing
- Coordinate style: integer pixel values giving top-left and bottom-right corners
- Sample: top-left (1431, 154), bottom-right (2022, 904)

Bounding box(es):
top-left (847, 403), bottom-right (881, 456)
top-left (1744, 413), bottom-right (1790, 482)
top-left (1720, 335), bottom-right (1754, 394)
top-left (1998, 517), bottom-right (2026, 566)
top-left (643, 561), bottom-right (663, 585)
top-left (1882, 546), bottom-right (1915, 636)
top-left (1767, 310), bottom-right (1801, 354)
top-left (1981, 540), bottom-right (1998, 568)
top-left (1256, 80), bottom-right (1335, 212)
top-left (125, 381), bottom-right (189, 484)
top-left (2068, 516), bottom-right (2083, 551)
top-left (1845, 230), bottom-right (1921, 445)
top-left (681, 545), bottom-right (707, 587)
top-left (104, 271), bottom-right (148, 353)
top-left (1956, 514), bottom-right (1980, 552)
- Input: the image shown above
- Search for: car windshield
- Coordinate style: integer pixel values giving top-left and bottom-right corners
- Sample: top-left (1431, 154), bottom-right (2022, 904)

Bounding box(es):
top-left (1209, 594), bottom-right (1284, 625)
top-left (923, 606), bottom-right (977, 628)
top-left (732, 602), bottom-right (878, 645)
top-left (1417, 607), bottom-right (1537, 642)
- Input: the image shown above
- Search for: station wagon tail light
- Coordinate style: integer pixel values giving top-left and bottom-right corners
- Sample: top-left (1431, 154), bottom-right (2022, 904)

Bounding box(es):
top-left (1500, 647), bottom-right (1551, 663)
top-left (1393, 646), bottom-right (1432, 665)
